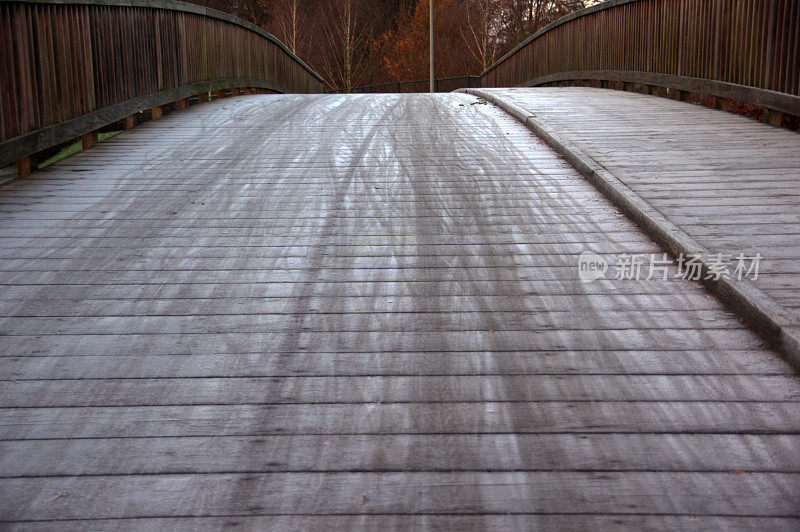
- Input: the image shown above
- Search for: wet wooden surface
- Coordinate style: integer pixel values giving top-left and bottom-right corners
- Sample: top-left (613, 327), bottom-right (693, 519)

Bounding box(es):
top-left (0, 93), bottom-right (799, 528)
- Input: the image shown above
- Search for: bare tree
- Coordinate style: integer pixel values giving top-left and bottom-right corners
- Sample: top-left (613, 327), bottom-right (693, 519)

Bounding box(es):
top-left (272, 0), bottom-right (304, 55)
top-left (460, 0), bottom-right (504, 72)
top-left (319, 0), bottom-right (372, 90)
top-left (185, 0), bottom-right (271, 28)
top-left (500, 0), bottom-right (586, 54)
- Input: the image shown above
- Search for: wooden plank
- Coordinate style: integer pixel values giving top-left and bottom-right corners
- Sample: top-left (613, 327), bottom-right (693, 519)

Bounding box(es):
top-left (2, 401), bottom-right (799, 440)
top-left (0, 309), bottom-right (748, 336)
top-left (0, 329), bottom-right (771, 357)
top-left (4, 516), bottom-right (798, 531)
top-left (0, 291), bottom-right (720, 311)
top-left (1, 350), bottom-right (792, 379)
top-left (3, 434), bottom-right (799, 477)
top-left (1, 472), bottom-right (799, 520)
top-left (3, 375), bottom-right (798, 407)
top-left (0, 280), bottom-right (715, 300)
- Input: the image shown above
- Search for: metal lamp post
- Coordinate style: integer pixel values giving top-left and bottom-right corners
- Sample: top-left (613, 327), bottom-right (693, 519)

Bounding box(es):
top-left (429, 0), bottom-right (434, 93)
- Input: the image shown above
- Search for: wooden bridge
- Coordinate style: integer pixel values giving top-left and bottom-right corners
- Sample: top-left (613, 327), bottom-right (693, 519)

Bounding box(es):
top-left (1, 0), bottom-right (799, 528)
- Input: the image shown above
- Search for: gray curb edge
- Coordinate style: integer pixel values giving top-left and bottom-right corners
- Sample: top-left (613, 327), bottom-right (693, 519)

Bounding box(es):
top-left (463, 87), bottom-right (800, 371)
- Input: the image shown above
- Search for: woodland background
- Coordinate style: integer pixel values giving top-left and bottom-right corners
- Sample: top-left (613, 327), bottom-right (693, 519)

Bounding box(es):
top-left (187, 0), bottom-right (592, 90)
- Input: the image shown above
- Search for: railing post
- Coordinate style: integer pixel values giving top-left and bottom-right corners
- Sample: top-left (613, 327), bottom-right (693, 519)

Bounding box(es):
top-left (81, 132), bottom-right (97, 149)
top-left (764, 109), bottom-right (783, 127)
top-left (16, 157), bottom-right (32, 177)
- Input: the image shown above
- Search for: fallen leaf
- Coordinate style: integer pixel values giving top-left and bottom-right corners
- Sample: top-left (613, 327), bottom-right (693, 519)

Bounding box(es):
top-left (360, 495), bottom-right (369, 505)
top-left (46, 492), bottom-right (69, 503)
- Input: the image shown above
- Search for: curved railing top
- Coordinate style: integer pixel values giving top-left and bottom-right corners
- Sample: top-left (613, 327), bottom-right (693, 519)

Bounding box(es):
top-left (8, 0), bottom-right (324, 83)
top-left (481, 0), bottom-right (800, 118)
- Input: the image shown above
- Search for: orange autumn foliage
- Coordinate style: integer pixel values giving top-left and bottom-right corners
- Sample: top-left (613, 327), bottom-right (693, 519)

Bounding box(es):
top-left (377, 0), bottom-right (484, 83)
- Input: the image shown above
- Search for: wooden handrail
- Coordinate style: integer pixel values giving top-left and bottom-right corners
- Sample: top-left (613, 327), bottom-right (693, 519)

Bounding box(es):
top-left (481, 0), bottom-right (800, 116)
top-left (0, 0), bottom-right (324, 169)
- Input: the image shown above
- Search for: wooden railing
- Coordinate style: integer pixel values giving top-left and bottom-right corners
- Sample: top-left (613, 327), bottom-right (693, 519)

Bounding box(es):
top-left (0, 0), bottom-right (324, 170)
top-left (482, 0), bottom-right (800, 119)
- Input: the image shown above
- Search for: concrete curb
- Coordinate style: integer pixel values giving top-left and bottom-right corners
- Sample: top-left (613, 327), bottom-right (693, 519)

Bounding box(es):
top-left (463, 87), bottom-right (800, 371)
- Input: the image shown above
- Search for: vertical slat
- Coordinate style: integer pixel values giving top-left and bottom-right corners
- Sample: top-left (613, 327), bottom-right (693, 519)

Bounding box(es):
top-left (772, 0), bottom-right (784, 94)
top-left (82, 6), bottom-right (95, 114)
top-left (0, 3), bottom-right (15, 138)
top-left (750, 0), bottom-right (761, 89)
top-left (763, 0), bottom-right (776, 91)
top-left (791, 0), bottom-right (800, 95)
top-left (723, 0), bottom-right (733, 84)
top-left (14, 6), bottom-right (32, 135)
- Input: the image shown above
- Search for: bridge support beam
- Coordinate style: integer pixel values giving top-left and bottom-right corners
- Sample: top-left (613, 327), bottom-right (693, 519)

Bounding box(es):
top-left (16, 157), bottom-right (32, 177)
top-left (714, 97), bottom-right (730, 112)
top-left (764, 109), bottom-right (783, 127)
top-left (81, 132), bottom-right (97, 149)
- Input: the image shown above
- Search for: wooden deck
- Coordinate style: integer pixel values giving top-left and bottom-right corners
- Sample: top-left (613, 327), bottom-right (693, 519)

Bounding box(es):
top-left (482, 87), bottom-right (800, 322)
top-left (1, 93), bottom-right (799, 528)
